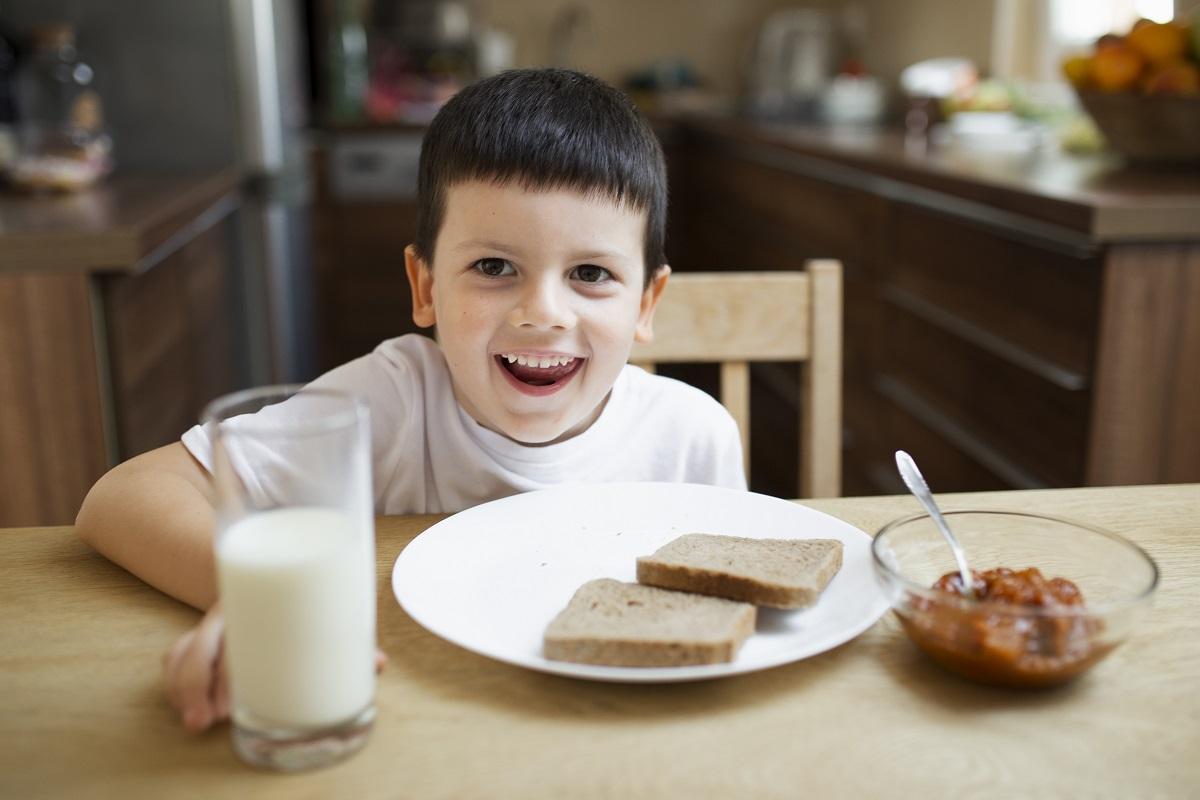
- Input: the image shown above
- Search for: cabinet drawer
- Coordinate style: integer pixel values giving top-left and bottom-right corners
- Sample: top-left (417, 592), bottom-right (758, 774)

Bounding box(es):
top-left (687, 149), bottom-right (879, 264)
top-left (844, 380), bottom-right (1014, 494)
top-left (880, 391), bottom-right (1016, 492)
top-left (881, 304), bottom-right (1090, 487)
top-left (890, 204), bottom-right (1101, 377)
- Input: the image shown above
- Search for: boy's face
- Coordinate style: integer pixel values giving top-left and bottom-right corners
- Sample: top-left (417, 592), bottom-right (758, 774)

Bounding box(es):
top-left (406, 180), bottom-right (669, 444)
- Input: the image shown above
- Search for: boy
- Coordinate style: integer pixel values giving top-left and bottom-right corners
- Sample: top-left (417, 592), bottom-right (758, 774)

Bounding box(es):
top-left (76, 69), bottom-right (745, 731)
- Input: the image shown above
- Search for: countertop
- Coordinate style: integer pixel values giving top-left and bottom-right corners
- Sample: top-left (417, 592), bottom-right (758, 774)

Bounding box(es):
top-left (2, 484), bottom-right (1197, 798)
top-left (0, 168), bottom-right (241, 274)
top-left (665, 114), bottom-right (1200, 243)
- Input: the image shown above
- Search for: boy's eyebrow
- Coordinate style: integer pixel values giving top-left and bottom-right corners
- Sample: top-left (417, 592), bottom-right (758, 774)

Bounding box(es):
top-left (451, 238), bottom-right (521, 255)
top-left (567, 248), bottom-right (630, 262)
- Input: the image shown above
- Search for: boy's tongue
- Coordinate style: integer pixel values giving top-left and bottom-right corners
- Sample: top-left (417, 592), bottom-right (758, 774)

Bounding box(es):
top-left (503, 358), bottom-right (576, 386)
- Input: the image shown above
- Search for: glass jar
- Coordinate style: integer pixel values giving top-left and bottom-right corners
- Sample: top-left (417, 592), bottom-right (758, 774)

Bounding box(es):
top-left (8, 23), bottom-right (111, 192)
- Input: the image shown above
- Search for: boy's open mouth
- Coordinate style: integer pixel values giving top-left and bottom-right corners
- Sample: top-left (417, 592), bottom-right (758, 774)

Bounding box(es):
top-left (495, 353), bottom-right (583, 388)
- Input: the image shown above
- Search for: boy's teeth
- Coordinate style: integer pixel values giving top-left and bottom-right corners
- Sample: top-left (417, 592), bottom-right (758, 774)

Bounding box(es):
top-left (501, 354), bottom-right (574, 369)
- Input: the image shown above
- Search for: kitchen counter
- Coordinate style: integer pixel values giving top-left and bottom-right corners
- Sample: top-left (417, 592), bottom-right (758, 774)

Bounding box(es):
top-left (659, 114), bottom-right (1200, 497)
top-left (0, 169), bottom-right (240, 273)
top-left (0, 168), bottom-right (249, 527)
top-left (663, 114), bottom-right (1200, 246)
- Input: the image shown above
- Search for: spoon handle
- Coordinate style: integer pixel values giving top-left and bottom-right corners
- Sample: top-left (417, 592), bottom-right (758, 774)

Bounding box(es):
top-left (894, 450), bottom-right (976, 596)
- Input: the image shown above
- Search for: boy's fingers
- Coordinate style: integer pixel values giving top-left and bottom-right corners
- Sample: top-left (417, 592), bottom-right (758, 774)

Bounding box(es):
top-left (173, 612), bottom-right (225, 733)
top-left (375, 648), bottom-right (388, 674)
top-left (212, 638), bottom-right (231, 722)
top-left (162, 629), bottom-right (195, 709)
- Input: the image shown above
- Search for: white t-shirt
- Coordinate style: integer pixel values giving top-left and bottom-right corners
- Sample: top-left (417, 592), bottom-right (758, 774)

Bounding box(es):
top-left (183, 334), bottom-right (746, 515)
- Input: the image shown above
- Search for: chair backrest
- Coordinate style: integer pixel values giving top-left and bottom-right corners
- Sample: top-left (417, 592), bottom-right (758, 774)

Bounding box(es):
top-left (631, 260), bottom-right (842, 497)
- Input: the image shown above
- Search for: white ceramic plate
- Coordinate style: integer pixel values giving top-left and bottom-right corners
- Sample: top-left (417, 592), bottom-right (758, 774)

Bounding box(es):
top-left (392, 482), bottom-right (888, 683)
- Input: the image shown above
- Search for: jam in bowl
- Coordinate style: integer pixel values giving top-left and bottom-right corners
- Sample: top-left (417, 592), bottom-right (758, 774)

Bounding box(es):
top-left (872, 511), bottom-right (1158, 688)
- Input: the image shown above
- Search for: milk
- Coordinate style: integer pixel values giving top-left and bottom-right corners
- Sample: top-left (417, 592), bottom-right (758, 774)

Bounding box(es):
top-left (217, 507), bottom-right (375, 730)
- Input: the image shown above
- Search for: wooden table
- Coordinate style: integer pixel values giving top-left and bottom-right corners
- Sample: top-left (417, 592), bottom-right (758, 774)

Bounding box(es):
top-left (2, 485), bottom-right (1197, 798)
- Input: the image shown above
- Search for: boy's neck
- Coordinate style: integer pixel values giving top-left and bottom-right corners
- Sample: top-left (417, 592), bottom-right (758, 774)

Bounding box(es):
top-left (452, 384), bottom-right (614, 447)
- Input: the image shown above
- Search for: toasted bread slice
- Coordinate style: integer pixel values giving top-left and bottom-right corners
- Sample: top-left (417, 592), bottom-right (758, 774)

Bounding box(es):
top-left (636, 533), bottom-right (843, 609)
top-left (543, 578), bottom-right (756, 667)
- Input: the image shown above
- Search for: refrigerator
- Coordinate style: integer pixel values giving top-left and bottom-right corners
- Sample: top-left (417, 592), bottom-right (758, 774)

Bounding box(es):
top-left (1, 0), bottom-right (316, 383)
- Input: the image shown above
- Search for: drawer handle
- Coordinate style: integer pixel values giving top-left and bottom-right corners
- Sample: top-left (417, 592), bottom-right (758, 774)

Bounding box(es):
top-left (881, 286), bottom-right (1088, 392)
top-left (874, 373), bottom-right (1049, 490)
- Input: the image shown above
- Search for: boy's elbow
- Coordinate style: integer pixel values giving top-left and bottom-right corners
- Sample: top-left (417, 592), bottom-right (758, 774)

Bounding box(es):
top-left (75, 466), bottom-right (120, 549)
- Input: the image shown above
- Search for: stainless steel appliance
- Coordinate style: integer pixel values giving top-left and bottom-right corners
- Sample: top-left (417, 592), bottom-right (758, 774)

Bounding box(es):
top-left (229, 0), bottom-right (316, 383)
top-left (1, 0), bottom-right (316, 382)
top-left (747, 8), bottom-right (837, 119)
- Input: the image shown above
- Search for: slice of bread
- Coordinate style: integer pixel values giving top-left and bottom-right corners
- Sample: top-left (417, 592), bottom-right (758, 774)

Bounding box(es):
top-left (543, 578), bottom-right (757, 667)
top-left (636, 533), bottom-right (843, 609)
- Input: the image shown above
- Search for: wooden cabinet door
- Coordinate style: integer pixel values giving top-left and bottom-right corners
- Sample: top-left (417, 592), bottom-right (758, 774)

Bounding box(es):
top-left (102, 218), bottom-right (245, 459)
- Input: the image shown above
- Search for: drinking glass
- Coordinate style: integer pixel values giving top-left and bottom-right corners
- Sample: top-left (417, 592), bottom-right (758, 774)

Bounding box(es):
top-left (204, 385), bottom-right (375, 771)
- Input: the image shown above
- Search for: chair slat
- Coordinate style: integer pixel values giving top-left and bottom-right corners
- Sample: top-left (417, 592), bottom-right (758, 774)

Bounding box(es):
top-left (720, 360), bottom-right (751, 476)
top-left (801, 260), bottom-right (843, 498)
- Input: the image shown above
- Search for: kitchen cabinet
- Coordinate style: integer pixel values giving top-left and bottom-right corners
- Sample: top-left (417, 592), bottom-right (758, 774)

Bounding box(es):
top-left (662, 116), bottom-right (1200, 496)
top-left (311, 133), bottom-right (426, 373)
top-left (0, 170), bottom-right (251, 526)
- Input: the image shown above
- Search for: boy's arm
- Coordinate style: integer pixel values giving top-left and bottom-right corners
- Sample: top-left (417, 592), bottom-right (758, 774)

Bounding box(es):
top-left (76, 442), bottom-right (218, 610)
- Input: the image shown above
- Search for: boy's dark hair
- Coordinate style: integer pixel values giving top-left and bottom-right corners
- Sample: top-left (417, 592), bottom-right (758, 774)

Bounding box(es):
top-left (415, 68), bottom-right (667, 285)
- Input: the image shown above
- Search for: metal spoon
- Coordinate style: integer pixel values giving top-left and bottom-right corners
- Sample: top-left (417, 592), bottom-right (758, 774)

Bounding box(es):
top-left (894, 450), bottom-right (976, 598)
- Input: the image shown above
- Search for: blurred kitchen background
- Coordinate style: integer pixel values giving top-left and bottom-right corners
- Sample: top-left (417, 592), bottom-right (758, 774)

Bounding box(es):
top-left (2, 0), bottom-right (1198, 525)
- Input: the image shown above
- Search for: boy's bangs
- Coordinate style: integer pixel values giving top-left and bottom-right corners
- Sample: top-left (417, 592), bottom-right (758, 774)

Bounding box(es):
top-left (416, 69), bottom-right (668, 279)
top-left (463, 173), bottom-right (650, 216)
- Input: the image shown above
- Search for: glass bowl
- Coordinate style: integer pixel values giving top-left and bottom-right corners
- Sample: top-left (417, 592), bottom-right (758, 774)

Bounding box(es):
top-left (872, 510), bottom-right (1158, 688)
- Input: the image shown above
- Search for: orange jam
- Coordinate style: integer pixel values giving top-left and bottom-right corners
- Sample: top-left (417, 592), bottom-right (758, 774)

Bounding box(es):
top-left (898, 567), bottom-right (1111, 688)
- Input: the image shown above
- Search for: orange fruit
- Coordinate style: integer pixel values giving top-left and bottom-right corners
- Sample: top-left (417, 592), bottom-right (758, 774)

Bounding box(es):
top-left (1089, 43), bottom-right (1144, 91)
top-left (1127, 21), bottom-right (1188, 65)
top-left (1062, 55), bottom-right (1093, 87)
top-left (1142, 60), bottom-right (1200, 95)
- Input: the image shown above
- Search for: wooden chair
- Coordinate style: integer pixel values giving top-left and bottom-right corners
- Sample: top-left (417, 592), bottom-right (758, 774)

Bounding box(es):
top-left (632, 261), bottom-right (843, 497)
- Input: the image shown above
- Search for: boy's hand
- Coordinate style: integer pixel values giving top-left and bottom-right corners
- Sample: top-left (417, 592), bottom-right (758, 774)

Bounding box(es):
top-left (163, 603), bottom-right (228, 733)
top-left (163, 604), bottom-right (390, 733)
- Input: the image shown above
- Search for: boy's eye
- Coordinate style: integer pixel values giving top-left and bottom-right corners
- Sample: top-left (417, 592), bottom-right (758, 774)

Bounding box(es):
top-left (474, 258), bottom-right (515, 277)
top-left (571, 265), bottom-right (612, 284)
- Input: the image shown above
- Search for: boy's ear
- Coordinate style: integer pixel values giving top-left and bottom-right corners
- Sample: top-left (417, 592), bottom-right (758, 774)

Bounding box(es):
top-left (634, 264), bottom-right (671, 344)
top-left (405, 245), bottom-right (437, 328)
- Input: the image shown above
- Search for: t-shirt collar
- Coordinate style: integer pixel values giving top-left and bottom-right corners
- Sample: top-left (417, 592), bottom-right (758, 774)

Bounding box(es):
top-left (455, 368), bottom-right (628, 466)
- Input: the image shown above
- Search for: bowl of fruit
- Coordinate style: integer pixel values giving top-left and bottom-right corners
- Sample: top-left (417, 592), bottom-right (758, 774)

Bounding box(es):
top-left (1063, 16), bottom-right (1200, 164)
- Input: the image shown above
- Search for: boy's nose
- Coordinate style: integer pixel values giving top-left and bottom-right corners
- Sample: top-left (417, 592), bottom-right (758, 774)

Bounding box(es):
top-left (509, 280), bottom-right (575, 331)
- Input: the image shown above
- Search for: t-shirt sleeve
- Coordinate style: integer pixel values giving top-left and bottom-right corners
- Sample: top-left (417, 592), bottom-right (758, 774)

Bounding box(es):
top-left (180, 355), bottom-right (383, 474)
top-left (180, 341), bottom-right (420, 510)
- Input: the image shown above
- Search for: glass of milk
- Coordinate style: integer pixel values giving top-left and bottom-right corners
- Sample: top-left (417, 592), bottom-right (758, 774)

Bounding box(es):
top-left (203, 386), bottom-right (375, 771)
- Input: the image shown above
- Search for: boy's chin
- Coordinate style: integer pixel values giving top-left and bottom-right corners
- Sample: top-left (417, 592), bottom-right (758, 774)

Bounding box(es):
top-left (500, 421), bottom-right (577, 446)
top-left (491, 410), bottom-right (598, 446)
